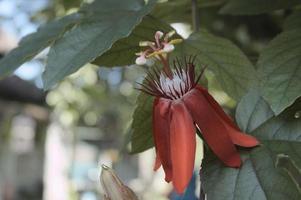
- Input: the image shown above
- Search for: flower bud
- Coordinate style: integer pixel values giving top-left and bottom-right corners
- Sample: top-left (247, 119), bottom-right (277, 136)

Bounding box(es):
top-left (100, 165), bottom-right (139, 200)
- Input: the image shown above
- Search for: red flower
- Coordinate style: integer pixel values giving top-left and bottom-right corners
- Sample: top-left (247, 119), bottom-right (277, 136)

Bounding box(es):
top-left (140, 57), bottom-right (259, 194)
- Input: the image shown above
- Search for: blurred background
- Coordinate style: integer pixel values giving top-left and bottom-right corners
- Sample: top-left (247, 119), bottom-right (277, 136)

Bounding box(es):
top-left (0, 0), bottom-right (284, 199)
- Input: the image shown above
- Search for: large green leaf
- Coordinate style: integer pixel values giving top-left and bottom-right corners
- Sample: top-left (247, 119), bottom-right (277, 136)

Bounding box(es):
top-left (43, 0), bottom-right (157, 90)
top-left (283, 10), bottom-right (301, 30)
top-left (252, 99), bottom-right (301, 142)
top-left (93, 15), bottom-right (174, 67)
top-left (130, 92), bottom-right (154, 153)
top-left (220, 0), bottom-right (301, 15)
top-left (235, 88), bottom-right (274, 133)
top-left (176, 30), bottom-right (257, 100)
top-left (0, 13), bottom-right (81, 77)
top-left (257, 28), bottom-right (301, 115)
top-left (202, 92), bottom-right (301, 200)
top-left (203, 141), bottom-right (301, 200)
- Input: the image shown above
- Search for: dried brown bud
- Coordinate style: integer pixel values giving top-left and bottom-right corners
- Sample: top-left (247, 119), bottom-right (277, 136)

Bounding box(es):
top-left (100, 165), bottom-right (139, 200)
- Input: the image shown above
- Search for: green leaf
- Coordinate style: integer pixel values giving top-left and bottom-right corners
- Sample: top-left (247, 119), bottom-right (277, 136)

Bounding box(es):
top-left (0, 13), bottom-right (81, 77)
top-left (42, 0), bottom-right (156, 90)
top-left (93, 15), bottom-right (174, 67)
top-left (203, 92), bottom-right (301, 200)
top-left (252, 99), bottom-right (301, 142)
top-left (235, 88), bottom-right (274, 133)
top-left (176, 30), bottom-right (257, 100)
top-left (203, 141), bottom-right (301, 200)
top-left (130, 92), bottom-right (154, 153)
top-left (220, 0), bottom-right (301, 15)
top-left (283, 10), bottom-right (301, 30)
top-left (257, 28), bottom-right (301, 115)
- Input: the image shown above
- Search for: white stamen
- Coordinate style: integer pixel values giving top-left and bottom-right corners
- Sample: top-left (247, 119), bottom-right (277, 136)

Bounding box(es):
top-left (157, 69), bottom-right (191, 99)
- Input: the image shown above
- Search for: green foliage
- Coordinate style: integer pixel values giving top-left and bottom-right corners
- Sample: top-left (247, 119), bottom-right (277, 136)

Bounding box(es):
top-left (43, 0), bottom-right (156, 89)
top-left (130, 92), bottom-right (154, 153)
top-left (284, 10), bottom-right (301, 30)
top-left (252, 99), bottom-right (301, 141)
top-left (1, 1), bottom-right (301, 198)
top-left (176, 30), bottom-right (257, 100)
top-left (152, 0), bottom-right (224, 23)
top-left (203, 141), bottom-right (301, 200)
top-left (257, 28), bottom-right (301, 115)
top-left (0, 13), bottom-right (81, 77)
top-left (220, 0), bottom-right (301, 15)
top-left (235, 88), bottom-right (274, 133)
top-left (202, 93), bottom-right (301, 200)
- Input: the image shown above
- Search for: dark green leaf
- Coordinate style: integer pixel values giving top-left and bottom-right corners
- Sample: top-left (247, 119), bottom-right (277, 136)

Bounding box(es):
top-left (176, 30), bottom-right (257, 100)
top-left (43, 0), bottom-right (157, 90)
top-left (130, 92), bottom-right (154, 153)
top-left (0, 13), bottom-right (81, 77)
top-left (220, 0), bottom-right (301, 15)
top-left (257, 28), bottom-right (301, 115)
top-left (93, 15), bottom-right (174, 67)
top-left (235, 88), bottom-right (274, 133)
top-left (203, 141), bottom-right (301, 200)
top-left (283, 10), bottom-right (301, 30)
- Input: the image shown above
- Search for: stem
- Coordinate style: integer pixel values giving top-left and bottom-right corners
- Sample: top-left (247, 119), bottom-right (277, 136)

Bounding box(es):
top-left (191, 0), bottom-right (200, 32)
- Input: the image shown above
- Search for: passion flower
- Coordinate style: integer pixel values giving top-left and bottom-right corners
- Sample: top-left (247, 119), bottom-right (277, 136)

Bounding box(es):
top-left (136, 31), bottom-right (259, 194)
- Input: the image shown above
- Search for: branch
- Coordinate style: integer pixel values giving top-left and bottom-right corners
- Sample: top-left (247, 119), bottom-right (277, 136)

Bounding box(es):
top-left (191, 0), bottom-right (200, 32)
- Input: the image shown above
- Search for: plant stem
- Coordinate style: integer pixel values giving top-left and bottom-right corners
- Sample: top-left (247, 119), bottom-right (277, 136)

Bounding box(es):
top-left (191, 0), bottom-right (200, 32)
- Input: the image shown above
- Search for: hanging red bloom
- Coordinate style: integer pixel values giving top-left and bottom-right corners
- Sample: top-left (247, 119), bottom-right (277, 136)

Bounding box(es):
top-left (136, 31), bottom-right (259, 194)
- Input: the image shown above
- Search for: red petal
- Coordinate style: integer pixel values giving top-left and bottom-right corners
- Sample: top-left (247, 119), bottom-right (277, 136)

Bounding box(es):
top-left (196, 86), bottom-right (259, 147)
top-left (153, 98), bottom-right (172, 182)
top-left (153, 151), bottom-right (161, 171)
top-left (183, 89), bottom-right (241, 168)
top-left (225, 124), bottom-right (259, 147)
top-left (196, 85), bottom-right (239, 130)
top-left (169, 101), bottom-right (196, 194)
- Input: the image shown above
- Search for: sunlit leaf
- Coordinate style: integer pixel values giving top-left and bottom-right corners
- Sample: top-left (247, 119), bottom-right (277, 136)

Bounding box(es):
top-left (0, 13), bottom-right (81, 77)
top-left (43, 0), bottom-right (157, 90)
